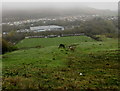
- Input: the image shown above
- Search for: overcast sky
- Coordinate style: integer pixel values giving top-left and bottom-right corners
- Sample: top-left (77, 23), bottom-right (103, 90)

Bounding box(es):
top-left (2, 2), bottom-right (118, 11)
top-left (2, 0), bottom-right (119, 2)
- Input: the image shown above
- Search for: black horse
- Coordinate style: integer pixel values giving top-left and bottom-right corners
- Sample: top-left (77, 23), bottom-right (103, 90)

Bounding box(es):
top-left (58, 44), bottom-right (65, 48)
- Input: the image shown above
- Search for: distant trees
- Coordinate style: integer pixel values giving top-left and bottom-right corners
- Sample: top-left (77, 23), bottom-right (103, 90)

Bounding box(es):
top-left (70, 17), bottom-right (118, 38)
top-left (82, 18), bottom-right (117, 35)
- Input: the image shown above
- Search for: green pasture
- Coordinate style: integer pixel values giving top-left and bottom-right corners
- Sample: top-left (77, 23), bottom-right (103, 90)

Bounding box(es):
top-left (2, 36), bottom-right (119, 90)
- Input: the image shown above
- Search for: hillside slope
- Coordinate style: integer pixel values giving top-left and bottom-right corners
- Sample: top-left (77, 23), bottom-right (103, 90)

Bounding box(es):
top-left (2, 36), bottom-right (119, 90)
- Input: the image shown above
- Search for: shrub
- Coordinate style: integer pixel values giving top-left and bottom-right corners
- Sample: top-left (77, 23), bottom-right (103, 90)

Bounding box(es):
top-left (2, 39), bottom-right (18, 54)
top-left (105, 33), bottom-right (118, 38)
top-left (85, 34), bottom-right (102, 41)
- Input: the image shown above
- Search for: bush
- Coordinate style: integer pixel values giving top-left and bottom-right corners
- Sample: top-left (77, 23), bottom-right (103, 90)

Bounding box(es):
top-left (2, 39), bottom-right (18, 54)
top-left (105, 33), bottom-right (118, 38)
top-left (85, 34), bottom-right (102, 41)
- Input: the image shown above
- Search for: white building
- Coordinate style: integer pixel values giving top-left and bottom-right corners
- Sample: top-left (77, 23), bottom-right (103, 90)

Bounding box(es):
top-left (30, 25), bottom-right (64, 32)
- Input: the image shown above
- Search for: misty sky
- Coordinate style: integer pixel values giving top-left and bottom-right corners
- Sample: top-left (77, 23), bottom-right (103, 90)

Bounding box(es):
top-left (2, 2), bottom-right (118, 11)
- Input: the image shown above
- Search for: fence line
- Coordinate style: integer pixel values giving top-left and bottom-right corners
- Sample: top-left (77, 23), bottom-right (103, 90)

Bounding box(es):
top-left (25, 33), bottom-right (85, 39)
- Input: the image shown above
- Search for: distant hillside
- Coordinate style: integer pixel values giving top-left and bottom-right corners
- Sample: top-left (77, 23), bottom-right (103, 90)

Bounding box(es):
top-left (2, 6), bottom-right (117, 22)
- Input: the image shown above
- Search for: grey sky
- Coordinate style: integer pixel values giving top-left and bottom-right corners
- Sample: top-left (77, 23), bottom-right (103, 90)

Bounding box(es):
top-left (2, 2), bottom-right (118, 11)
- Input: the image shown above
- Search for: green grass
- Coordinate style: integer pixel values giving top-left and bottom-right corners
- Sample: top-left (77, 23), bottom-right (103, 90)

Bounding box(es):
top-left (2, 36), bottom-right (119, 90)
top-left (16, 36), bottom-right (95, 48)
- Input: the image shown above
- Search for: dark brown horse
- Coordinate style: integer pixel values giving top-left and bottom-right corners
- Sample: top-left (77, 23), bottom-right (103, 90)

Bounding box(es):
top-left (58, 44), bottom-right (65, 49)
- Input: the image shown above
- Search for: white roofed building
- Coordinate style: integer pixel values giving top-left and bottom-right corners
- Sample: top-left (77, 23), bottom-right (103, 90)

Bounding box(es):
top-left (30, 25), bottom-right (64, 32)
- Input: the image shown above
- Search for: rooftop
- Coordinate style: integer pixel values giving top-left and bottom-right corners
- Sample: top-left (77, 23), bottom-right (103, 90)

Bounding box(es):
top-left (30, 25), bottom-right (64, 31)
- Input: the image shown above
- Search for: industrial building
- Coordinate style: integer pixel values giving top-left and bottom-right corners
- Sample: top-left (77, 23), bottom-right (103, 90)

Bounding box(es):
top-left (30, 25), bottom-right (64, 32)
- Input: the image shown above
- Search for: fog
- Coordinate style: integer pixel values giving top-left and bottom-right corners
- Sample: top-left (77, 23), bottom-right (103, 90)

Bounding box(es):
top-left (2, 2), bottom-right (118, 11)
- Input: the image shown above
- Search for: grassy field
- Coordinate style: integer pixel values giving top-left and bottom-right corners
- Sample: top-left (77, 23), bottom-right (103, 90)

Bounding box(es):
top-left (2, 35), bottom-right (120, 90)
top-left (16, 36), bottom-right (95, 48)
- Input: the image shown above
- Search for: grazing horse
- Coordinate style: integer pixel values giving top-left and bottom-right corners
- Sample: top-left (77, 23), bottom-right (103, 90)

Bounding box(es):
top-left (68, 46), bottom-right (76, 52)
top-left (58, 44), bottom-right (65, 49)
